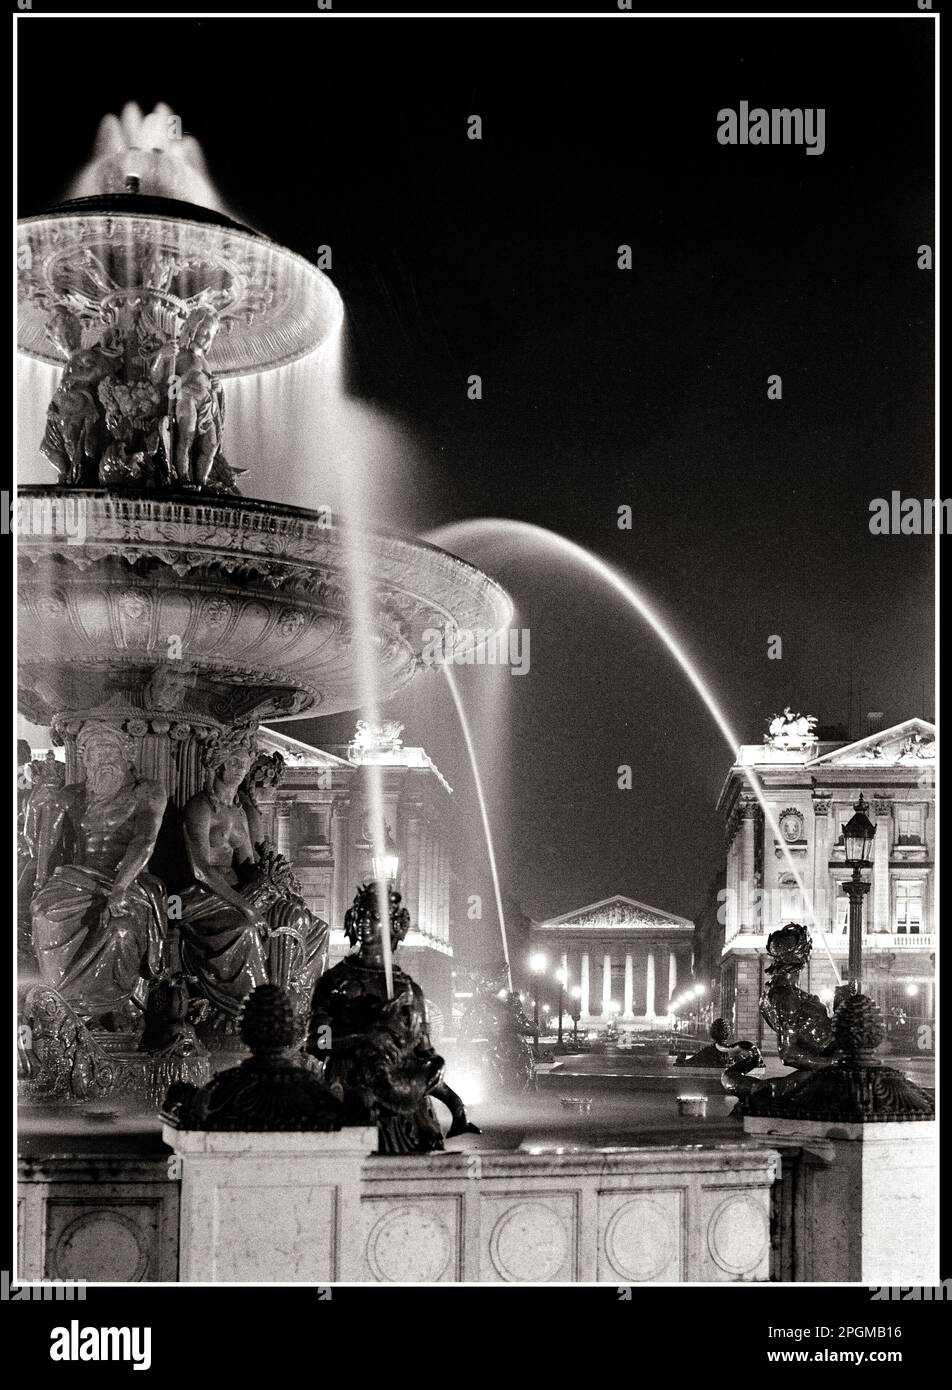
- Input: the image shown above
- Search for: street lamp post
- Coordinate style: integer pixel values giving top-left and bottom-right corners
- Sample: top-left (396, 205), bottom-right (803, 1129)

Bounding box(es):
top-left (529, 952), bottom-right (547, 1048)
top-left (555, 966), bottom-right (567, 1050)
top-left (841, 793), bottom-right (877, 994)
top-left (569, 985), bottom-right (582, 1047)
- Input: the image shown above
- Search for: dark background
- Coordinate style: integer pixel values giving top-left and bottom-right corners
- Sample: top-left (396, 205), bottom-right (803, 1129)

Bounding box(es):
top-left (17, 16), bottom-right (935, 947)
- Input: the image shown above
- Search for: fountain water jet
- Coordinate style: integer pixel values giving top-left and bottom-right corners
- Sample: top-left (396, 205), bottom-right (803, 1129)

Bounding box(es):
top-left (426, 517), bottom-right (843, 985)
top-left (442, 664), bottom-right (512, 991)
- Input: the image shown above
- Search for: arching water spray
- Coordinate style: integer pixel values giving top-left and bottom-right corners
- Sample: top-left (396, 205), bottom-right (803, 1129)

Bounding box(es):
top-left (427, 518), bottom-right (842, 986)
top-left (442, 664), bottom-right (512, 991)
top-left (337, 382), bottom-right (395, 996)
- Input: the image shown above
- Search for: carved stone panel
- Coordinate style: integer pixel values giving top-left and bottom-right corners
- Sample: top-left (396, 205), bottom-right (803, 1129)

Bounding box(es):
top-left (481, 1196), bottom-right (576, 1282)
top-left (598, 1191), bottom-right (683, 1282)
top-left (37, 1183), bottom-right (179, 1283)
top-left (364, 1199), bottom-right (459, 1283)
top-left (700, 1189), bottom-right (771, 1281)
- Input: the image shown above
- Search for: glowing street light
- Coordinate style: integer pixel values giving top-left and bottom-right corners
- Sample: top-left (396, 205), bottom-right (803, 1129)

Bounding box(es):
top-left (371, 824), bottom-right (400, 885)
top-left (529, 952), bottom-right (548, 1045)
top-left (554, 966), bottom-right (568, 1049)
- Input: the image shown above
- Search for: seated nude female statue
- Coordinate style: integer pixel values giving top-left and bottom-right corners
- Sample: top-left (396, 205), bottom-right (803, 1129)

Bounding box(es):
top-left (179, 729), bottom-right (270, 1022)
top-left (30, 722), bottom-right (167, 1026)
top-left (179, 729), bottom-right (327, 1025)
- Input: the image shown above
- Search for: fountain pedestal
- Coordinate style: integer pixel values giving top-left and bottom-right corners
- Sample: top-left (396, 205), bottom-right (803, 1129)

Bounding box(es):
top-left (165, 1125), bottom-right (377, 1282)
top-left (744, 1116), bottom-right (936, 1283)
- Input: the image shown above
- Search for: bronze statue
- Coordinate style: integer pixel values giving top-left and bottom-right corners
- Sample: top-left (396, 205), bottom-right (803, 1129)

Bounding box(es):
top-left (676, 1016), bottom-right (764, 1075)
top-left (179, 730), bottom-right (326, 1025)
top-left (726, 923), bottom-right (842, 1107)
top-left (307, 882), bottom-right (478, 1153)
top-left (40, 309), bottom-right (117, 485)
top-left (163, 985), bottom-right (345, 1132)
top-left (19, 748), bottom-right (67, 968)
top-left (150, 307), bottom-right (242, 492)
top-left (458, 963), bottom-right (536, 1095)
top-left (759, 923), bottom-right (840, 1071)
top-left (238, 750), bottom-right (329, 1018)
top-left (30, 722), bottom-right (168, 1026)
top-left (179, 728), bottom-right (271, 1022)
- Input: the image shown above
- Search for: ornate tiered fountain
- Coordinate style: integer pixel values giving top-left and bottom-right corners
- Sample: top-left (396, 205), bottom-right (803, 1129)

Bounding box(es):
top-left (16, 108), bottom-right (511, 1106)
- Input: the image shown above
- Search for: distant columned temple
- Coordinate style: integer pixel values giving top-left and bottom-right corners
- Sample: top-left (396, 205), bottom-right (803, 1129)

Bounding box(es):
top-left (528, 895), bottom-right (694, 1030)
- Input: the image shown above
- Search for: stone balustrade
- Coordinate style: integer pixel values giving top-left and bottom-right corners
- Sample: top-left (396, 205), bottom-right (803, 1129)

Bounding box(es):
top-left (18, 1130), bottom-right (778, 1284)
top-left (357, 1145), bottom-right (777, 1283)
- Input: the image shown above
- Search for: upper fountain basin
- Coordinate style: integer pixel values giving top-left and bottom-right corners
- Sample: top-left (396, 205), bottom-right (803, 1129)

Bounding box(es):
top-left (18, 195), bottom-right (342, 377)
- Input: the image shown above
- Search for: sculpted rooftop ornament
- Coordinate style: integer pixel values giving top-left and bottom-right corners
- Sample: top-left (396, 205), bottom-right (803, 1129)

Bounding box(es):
top-left (348, 720), bottom-right (406, 759)
top-left (765, 709), bottom-right (818, 751)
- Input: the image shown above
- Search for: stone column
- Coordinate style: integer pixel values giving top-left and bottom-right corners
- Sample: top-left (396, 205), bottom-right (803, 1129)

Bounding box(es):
top-left (275, 799), bottom-right (294, 861)
top-left (330, 796), bottom-right (350, 926)
top-left (739, 797), bottom-right (758, 931)
top-left (812, 791), bottom-right (833, 936)
top-left (580, 953), bottom-right (590, 1017)
top-left (872, 798), bottom-right (892, 934)
top-left (404, 801), bottom-right (423, 933)
top-left (668, 950), bottom-right (678, 1003)
top-left (623, 954), bottom-right (634, 1019)
top-left (645, 950), bottom-right (656, 1020)
top-left (602, 953), bottom-right (612, 1016)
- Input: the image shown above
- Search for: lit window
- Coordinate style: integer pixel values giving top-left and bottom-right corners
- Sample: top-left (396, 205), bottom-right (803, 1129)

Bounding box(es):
top-left (779, 878), bottom-right (802, 922)
top-left (895, 805), bottom-right (924, 846)
top-left (834, 892), bottom-right (850, 934)
top-left (894, 881), bottom-right (923, 935)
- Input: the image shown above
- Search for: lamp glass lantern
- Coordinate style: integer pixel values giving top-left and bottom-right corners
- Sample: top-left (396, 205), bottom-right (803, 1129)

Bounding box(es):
top-left (842, 793), bottom-right (877, 867)
top-left (372, 825), bottom-right (400, 884)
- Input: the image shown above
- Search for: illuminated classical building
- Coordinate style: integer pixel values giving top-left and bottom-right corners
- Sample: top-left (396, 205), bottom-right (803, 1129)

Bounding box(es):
top-left (527, 895), bottom-right (694, 1031)
top-left (715, 714), bottom-right (935, 1047)
top-left (255, 721), bottom-right (455, 1018)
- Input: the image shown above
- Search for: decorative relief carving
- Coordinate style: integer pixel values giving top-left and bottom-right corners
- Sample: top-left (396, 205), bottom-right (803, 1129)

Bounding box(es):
top-left (488, 1201), bottom-right (570, 1282)
top-left (18, 490), bottom-right (511, 725)
top-left (366, 1205), bottom-right (454, 1283)
top-left (706, 1195), bottom-right (769, 1277)
top-left (603, 1197), bottom-right (676, 1282)
top-left (49, 1208), bottom-right (151, 1283)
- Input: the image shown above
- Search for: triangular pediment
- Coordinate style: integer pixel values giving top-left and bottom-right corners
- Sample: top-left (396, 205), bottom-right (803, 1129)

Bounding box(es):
top-left (807, 718), bottom-right (935, 769)
top-left (534, 894), bottom-right (692, 930)
top-left (259, 726), bottom-right (353, 768)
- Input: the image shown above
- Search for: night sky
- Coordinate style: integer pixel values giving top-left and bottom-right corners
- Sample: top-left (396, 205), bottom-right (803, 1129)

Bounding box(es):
top-left (17, 17), bottom-right (935, 950)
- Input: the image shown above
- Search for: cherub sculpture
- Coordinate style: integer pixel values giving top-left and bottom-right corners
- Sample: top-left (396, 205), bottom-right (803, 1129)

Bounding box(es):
top-left (150, 307), bottom-right (244, 492)
top-left (40, 308), bottom-right (118, 485)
